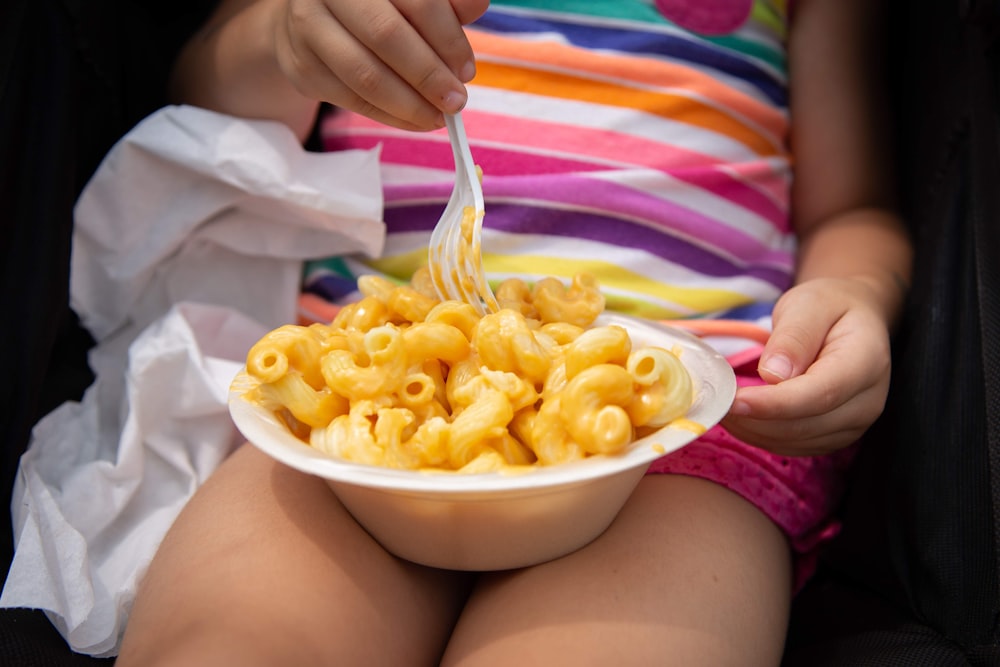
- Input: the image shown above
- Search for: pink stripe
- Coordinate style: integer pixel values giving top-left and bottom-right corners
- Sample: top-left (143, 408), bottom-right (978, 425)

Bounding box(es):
top-left (325, 110), bottom-right (730, 170)
top-left (323, 112), bottom-right (788, 227)
top-left (725, 161), bottom-right (789, 209)
top-left (462, 110), bottom-right (724, 170)
top-left (325, 132), bottom-right (603, 175)
top-left (330, 133), bottom-right (787, 229)
top-left (672, 165), bottom-right (788, 230)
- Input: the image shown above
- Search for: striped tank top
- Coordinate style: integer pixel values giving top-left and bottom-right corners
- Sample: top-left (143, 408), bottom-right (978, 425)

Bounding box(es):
top-left (308, 0), bottom-right (794, 322)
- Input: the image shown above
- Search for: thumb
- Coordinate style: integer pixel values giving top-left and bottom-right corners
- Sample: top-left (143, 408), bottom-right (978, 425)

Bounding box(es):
top-left (758, 296), bottom-right (829, 384)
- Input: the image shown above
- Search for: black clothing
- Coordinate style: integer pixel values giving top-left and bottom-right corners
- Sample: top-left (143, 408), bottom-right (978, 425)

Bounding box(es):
top-left (784, 0), bottom-right (1000, 663)
top-left (0, 1), bottom-right (214, 661)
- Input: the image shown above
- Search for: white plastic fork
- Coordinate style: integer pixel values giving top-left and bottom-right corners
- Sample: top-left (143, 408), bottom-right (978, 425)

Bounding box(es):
top-left (427, 113), bottom-right (499, 315)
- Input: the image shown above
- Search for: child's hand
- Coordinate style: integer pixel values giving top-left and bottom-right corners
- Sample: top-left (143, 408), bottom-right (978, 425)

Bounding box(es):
top-left (271, 0), bottom-right (488, 130)
top-left (720, 277), bottom-right (893, 457)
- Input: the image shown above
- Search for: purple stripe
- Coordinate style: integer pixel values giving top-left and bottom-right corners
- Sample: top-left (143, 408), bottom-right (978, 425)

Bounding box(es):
top-left (385, 173), bottom-right (792, 268)
top-left (385, 201), bottom-right (792, 288)
top-left (473, 11), bottom-right (786, 107)
top-left (329, 131), bottom-right (787, 229)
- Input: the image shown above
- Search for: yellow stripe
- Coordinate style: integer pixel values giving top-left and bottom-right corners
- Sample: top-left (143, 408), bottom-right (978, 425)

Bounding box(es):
top-left (366, 249), bottom-right (426, 280)
top-left (752, 1), bottom-right (787, 39)
top-left (485, 254), bottom-right (748, 311)
top-left (366, 251), bottom-right (753, 318)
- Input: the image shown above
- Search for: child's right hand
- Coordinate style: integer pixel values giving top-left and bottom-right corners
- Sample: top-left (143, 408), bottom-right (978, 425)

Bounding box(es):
top-left (270, 0), bottom-right (488, 130)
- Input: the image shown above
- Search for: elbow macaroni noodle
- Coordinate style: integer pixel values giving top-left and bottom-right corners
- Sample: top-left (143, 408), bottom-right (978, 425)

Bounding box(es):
top-left (242, 271), bottom-right (697, 473)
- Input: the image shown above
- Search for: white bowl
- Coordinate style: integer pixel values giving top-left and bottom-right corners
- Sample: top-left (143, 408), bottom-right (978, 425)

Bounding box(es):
top-left (229, 313), bottom-right (736, 571)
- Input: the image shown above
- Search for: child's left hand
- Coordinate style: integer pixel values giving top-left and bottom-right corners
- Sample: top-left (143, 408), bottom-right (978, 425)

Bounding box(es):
top-left (720, 277), bottom-right (893, 457)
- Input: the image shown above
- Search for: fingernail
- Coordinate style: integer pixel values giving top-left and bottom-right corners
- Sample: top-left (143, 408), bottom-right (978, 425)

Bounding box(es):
top-left (760, 353), bottom-right (792, 381)
top-left (442, 89), bottom-right (467, 113)
top-left (730, 399), bottom-right (751, 416)
top-left (458, 60), bottom-right (477, 83)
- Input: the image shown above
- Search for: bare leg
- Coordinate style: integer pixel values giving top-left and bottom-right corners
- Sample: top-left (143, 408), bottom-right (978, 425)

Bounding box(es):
top-left (117, 444), bottom-right (473, 667)
top-left (441, 475), bottom-right (792, 667)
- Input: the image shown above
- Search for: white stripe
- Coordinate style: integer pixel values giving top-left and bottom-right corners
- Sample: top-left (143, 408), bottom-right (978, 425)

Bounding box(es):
top-left (468, 86), bottom-right (764, 163)
top-left (584, 167), bottom-right (789, 244)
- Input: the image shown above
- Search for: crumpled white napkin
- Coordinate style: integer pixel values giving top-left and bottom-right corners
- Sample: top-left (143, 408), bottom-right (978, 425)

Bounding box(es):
top-left (71, 104), bottom-right (385, 342)
top-left (0, 105), bottom-right (385, 657)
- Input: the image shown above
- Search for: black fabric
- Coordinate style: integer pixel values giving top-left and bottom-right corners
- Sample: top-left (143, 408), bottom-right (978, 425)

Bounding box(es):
top-left (0, 0), bottom-right (214, 661)
top-left (0, 611), bottom-right (114, 667)
top-left (784, 0), bottom-right (1000, 663)
top-left (970, 5), bottom-right (1000, 645)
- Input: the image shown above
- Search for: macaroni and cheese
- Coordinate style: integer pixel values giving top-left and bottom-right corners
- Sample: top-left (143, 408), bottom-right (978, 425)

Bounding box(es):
top-left (241, 271), bottom-right (696, 473)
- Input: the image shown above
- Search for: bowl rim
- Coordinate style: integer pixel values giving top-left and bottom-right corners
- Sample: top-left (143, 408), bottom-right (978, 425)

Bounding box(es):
top-left (229, 313), bottom-right (737, 496)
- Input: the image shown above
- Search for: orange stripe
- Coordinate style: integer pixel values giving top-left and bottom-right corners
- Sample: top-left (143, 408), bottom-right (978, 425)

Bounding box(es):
top-left (297, 294), bottom-right (342, 326)
top-left (474, 61), bottom-right (779, 158)
top-left (469, 31), bottom-right (785, 152)
top-left (470, 32), bottom-right (782, 127)
top-left (660, 319), bottom-right (771, 343)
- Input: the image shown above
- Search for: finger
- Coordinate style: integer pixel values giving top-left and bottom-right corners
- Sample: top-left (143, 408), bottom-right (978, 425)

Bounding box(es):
top-left (734, 331), bottom-right (890, 421)
top-left (311, 75), bottom-right (437, 131)
top-left (721, 415), bottom-right (865, 457)
top-left (725, 421), bottom-right (863, 457)
top-left (449, 0), bottom-right (491, 25)
top-left (733, 367), bottom-right (862, 421)
top-left (397, 0), bottom-right (482, 82)
top-left (277, 24), bottom-right (436, 130)
top-left (286, 6), bottom-right (446, 129)
top-left (757, 293), bottom-right (839, 384)
top-left (334, 1), bottom-right (470, 113)
top-left (722, 384), bottom-right (884, 455)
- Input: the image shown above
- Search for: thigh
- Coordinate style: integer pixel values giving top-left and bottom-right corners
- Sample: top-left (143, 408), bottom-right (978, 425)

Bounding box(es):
top-left (442, 474), bottom-right (792, 667)
top-left (117, 444), bottom-right (473, 667)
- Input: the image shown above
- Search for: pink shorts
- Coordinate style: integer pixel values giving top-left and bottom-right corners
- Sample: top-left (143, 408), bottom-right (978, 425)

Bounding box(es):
top-left (646, 344), bottom-right (856, 589)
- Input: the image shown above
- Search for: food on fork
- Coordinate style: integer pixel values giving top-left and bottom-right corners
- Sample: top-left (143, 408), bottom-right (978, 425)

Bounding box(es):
top-left (238, 271), bottom-right (697, 473)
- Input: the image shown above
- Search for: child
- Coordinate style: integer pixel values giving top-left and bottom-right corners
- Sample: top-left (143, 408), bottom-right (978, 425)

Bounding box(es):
top-left (118, 1), bottom-right (911, 664)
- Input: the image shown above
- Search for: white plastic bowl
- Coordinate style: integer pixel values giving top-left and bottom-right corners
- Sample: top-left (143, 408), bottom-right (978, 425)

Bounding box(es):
top-left (229, 314), bottom-right (736, 571)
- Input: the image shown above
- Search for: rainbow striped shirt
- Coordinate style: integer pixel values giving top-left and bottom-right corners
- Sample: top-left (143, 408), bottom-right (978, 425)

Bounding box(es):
top-left (309, 0), bottom-right (794, 322)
